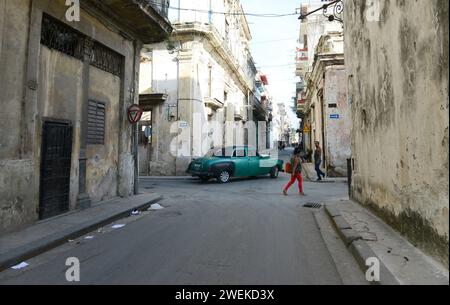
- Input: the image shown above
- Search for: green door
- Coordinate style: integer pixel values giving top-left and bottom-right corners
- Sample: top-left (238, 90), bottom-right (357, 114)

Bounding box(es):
top-left (232, 148), bottom-right (249, 177)
top-left (247, 147), bottom-right (262, 176)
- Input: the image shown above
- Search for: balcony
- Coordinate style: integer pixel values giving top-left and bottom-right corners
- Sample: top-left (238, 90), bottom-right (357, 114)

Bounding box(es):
top-left (148, 0), bottom-right (170, 17)
top-left (251, 95), bottom-right (267, 121)
top-left (139, 93), bottom-right (168, 111)
top-left (83, 0), bottom-right (172, 43)
top-left (204, 97), bottom-right (224, 111)
top-left (234, 107), bottom-right (245, 121)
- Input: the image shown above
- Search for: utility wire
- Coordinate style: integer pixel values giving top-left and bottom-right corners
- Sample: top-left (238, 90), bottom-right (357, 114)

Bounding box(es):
top-left (251, 37), bottom-right (299, 44)
top-left (146, 0), bottom-right (299, 18)
top-left (257, 63), bottom-right (296, 68)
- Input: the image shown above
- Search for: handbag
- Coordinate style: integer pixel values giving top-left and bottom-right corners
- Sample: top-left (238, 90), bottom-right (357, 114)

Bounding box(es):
top-left (285, 162), bottom-right (293, 174)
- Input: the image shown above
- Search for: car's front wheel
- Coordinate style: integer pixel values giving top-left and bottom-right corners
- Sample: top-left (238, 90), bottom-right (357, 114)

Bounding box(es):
top-left (217, 170), bottom-right (231, 183)
top-left (270, 166), bottom-right (280, 178)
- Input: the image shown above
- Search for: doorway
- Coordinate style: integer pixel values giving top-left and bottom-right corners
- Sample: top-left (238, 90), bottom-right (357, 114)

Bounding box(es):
top-left (39, 121), bottom-right (73, 219)
top-left (138, 110), bottom-right (153, 175)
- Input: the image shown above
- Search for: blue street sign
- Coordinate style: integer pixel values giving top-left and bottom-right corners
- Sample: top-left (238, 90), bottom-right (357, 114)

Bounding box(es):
top-left (330, 114), bottom-right (340, 119)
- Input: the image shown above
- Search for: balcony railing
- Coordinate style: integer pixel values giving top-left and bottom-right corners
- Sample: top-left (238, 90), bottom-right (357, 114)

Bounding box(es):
top-left (139, 0), bottom-right (170, 18)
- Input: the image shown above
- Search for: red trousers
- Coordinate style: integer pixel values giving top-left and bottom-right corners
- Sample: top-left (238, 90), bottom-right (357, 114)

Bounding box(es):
top-left (284, 173), bottom-right (303, 193)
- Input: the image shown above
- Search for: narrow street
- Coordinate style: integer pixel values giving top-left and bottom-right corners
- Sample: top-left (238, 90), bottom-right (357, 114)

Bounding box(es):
top-left (0, 0), bottom-right (448, 289)
top-left (0, 150), bottom-right (362, 285)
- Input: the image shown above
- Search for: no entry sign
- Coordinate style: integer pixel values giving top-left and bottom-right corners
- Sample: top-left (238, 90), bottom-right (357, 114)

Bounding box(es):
top-left (127, 104), bottom-right (143, 124)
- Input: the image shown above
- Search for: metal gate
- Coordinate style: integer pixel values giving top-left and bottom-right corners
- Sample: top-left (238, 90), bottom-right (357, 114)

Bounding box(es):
top-left (39, 121), bottom-right (73, 219)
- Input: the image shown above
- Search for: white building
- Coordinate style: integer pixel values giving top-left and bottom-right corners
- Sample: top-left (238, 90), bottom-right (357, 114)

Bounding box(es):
top-left (295, 1), bottom-right (350, 176)
top-left (138, 0), bottom-right (271, 175)
top-left (296, 0), bottom-right (343, 78)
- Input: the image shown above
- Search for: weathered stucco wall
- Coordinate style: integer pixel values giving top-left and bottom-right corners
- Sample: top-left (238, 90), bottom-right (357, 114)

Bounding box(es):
top-left (0, 160), bottom-right (35, 233)
top-left (38, 46), bottom-right (84, 211)
top-left (345, 0), bottom-right (449, 266)
top-left (87, 67), bottom-right (121, 203)
top-left (324, 66), bottom-right (351, 177)
top-left (0, 0), bottom-right (30, 160)
top-left (1, 0), bottom-right (139, 233)
top-left (0, 0), bottom-right (34, 234)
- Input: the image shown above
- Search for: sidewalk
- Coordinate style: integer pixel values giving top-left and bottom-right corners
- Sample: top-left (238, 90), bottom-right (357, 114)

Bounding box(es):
top-left (302, 163), bottom-right (348, 184)
top-left (325, 199), bottom-right (449, 285)
top-left (0, 193), bottom-right (162, 272)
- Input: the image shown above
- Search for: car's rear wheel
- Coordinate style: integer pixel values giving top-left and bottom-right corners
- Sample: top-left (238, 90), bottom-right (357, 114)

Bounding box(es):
top-left (217, 170), bottom-right (231, 183)
top-left (270, 166), bottom-right (280, 178)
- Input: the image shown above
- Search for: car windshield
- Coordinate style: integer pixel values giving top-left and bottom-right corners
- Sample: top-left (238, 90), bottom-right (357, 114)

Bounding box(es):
top-left (206, 148), bottom-right (234, 158)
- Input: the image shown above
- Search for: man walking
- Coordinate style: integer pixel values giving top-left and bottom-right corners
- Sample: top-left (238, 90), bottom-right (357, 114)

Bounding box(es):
top-left (314, 141), bottom-right (326, 181)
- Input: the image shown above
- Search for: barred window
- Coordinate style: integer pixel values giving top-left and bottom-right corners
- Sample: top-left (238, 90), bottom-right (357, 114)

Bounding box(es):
top-left (90, 43), bottom-right (123, 76)
top-left (40, 14), bottom-right (123, 76)
top-left (87, 101), bottom-right (106, 145)
top-left (40, 14), bottom-right (85, 60)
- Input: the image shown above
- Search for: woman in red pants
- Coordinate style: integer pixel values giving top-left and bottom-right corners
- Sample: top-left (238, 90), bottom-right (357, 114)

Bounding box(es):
top-left (283, 148), bottom-right (305, 196)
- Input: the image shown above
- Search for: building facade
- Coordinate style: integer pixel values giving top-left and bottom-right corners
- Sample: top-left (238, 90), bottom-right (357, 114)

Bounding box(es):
top-left (138, 0), bottom-right (271, 176)
top-left (345, 0), bottom-right (449, 266)
top-left (303, 31), bottom-right (350, 176)
top-left (295, 1), bottom-right (350, 176)
top-left (0, 0), bottom-right (171, 233)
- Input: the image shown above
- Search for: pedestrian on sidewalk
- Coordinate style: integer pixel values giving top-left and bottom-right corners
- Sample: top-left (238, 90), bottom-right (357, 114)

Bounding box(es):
top-left (283, 148), bottom-right (305, 196)
top-left (314, 141), bottom-right (326, 181)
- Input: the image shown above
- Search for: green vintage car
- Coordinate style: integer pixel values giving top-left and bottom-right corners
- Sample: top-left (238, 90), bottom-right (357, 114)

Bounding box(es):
top-left (187, 146), bottom-right (284, 183)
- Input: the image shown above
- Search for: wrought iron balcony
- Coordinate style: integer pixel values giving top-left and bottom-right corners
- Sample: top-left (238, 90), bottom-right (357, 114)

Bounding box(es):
top-left (144, 0), bottom-right (170, 18)
top-left (83, 0), bottom-right (172, 43)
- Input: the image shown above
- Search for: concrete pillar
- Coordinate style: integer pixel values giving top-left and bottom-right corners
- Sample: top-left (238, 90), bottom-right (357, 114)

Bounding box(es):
top-left (175, 48), bottom-right (193, 175)
top-left (77, 38), bottom-right (94, 209)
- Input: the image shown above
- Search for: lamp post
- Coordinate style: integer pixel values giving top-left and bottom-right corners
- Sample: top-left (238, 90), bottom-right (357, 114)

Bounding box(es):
top-left (299, 0), bottom-right (344, 24)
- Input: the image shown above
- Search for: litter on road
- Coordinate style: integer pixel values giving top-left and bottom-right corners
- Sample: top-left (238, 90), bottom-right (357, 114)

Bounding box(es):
top-left (131, 209), bottom-right (141, 215)
top-left (112, 224), bottom-right (126, 229)
top-left (11, 262), bottom-right (29, 270)
top-left (149, 204), bottom-right (164, 210)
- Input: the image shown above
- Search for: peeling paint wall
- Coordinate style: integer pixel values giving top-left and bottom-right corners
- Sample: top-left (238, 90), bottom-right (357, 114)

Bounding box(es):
top-left (0, 160), bottom-right (35, 232)
top-left (324, 66), bottom-right (351, 176)
top-left (86, 67), bottom-right (121, 203)
top-left (0, 0), bottom-right (140, 233)
top-left (0, 0), bottom-right (35, 233)
top-left (305, 32), bottom-right (350, 177)
top-left (345, 0), bottom-right (449, 266)
top-left (0, 0), bottom-right (30, 160)
top-left (38, 46), bottom-right (84, 211)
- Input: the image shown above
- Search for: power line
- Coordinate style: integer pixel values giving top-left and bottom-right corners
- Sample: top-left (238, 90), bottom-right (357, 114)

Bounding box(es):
top-left (257, 63), bottom-right (296, 68)
top-left (170, 7), bottom-right (298, 18)
top-left (250, 37), bottom-right (299, 44)
top-left (146, 0), bottom-right (299, 18)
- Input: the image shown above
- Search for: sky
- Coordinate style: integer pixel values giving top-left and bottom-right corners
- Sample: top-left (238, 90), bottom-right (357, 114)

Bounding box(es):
top-left (241, 0), bottom-right (303, 127)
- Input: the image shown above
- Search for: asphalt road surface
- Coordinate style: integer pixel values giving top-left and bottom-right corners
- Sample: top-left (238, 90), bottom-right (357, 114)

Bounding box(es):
top-left (0, 150), bottom-right (364, 285)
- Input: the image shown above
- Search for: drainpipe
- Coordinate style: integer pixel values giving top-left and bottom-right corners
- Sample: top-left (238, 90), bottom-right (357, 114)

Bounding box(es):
top-left (176, 53), bottom-right (180, 121)
top-left (175, 52), bottom-right (180, 175)
top-left (133, 40), bottom-right (140, 195)
top-left (208, 0), bottom-right (212, 24)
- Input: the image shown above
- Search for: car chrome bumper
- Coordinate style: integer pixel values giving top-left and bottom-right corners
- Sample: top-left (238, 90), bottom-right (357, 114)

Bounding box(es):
top-left (187, 170), bottom-right (215, 177)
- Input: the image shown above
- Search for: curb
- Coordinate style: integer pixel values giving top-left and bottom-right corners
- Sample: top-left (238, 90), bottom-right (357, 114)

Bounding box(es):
top-left (140, 176), bottom-right (197, 181)
top-left (324, 204), bottom-right (401, 285)
top-left (0, 195), bottom-right (162, 272)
